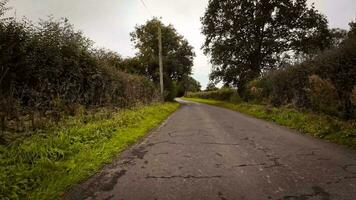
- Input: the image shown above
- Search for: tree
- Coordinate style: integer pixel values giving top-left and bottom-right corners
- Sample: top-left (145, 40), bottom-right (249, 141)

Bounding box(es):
top-left (177, 76), bottom-right (201, 96)
top-left (130, 19), bottom-right (195, 100)
top-left (202, 0), bottom-right (330, 95)
top-left (94, 48), bottom-right (123, 70)
top-left (329, 28), bottom-right (348, 47)
top-left (206, 82), bottom-right (218, 91)
top-left (0, 0), bottom-right (9, 17)
top-left (185, 76), bottom-right (202, 92)
top-left (348, 21), bottom-right (356, 38)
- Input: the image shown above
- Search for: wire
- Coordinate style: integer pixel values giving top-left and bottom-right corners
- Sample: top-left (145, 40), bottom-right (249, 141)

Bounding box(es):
top-left (140, 0), bottom-right (153, 17)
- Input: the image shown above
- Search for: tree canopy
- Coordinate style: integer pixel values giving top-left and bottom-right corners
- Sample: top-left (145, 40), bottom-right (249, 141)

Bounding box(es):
top-left (201, 0), bottom-right (331, 93)
top-left (130, 19), bottom-right (195, 85)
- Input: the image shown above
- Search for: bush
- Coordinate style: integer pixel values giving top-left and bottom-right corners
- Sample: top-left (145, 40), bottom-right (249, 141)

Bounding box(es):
top-left (186, 88), bottom-right (240, 102)
top-left (352, 86), bottom-right (356, 106)
top-left (244, 79), bottom-right (263, 102)
top-left (165, 81), bottom-right (179, 102)
top-left (308, 75), bottom-right (339, 115)
top-left (246, 25), bottom-right (356, 119)
top-left (256, 63), bottom-right (311, 107)
top-left (0, 17), bottom-right (160, 139)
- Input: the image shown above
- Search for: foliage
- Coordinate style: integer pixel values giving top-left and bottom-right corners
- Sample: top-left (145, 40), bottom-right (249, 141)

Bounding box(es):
top-left (202, 0), bottom-right (331, 93)
top-left (186, 88), bottom-right (240, 102)
top-left (0, 12), bottom-right (160, 135)
top-left (130, 18), bottom-right (195, 100)
top-left (352, 86), bottom-right (356, 106)
top-left (328, 28), bottom-right (348, 47)
top-left (0, 0), bottom-right (9, 17)
top-left (308, 75), bottom-right (339, 115)
top-left (183, 98), bottom-right (356, 148)
top-left (256, 63), bottom-right (312, 107)
top-left (177, 76), bottom-right (201, 97)
top-left (165, 81), bottom-right (179, 101)
top-left (0, 102), bottom-right (179, 200)
top-left (205, 82), bottom-right (218, 91)
top-left (247, 21), bottom-right (356, 119)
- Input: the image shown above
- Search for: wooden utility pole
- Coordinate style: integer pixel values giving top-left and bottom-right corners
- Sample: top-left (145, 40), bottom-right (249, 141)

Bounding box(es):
top-left (158, 24), bottom-right (164, 98)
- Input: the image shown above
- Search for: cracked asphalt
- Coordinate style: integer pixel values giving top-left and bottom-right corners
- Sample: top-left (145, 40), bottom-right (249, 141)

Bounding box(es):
top-left (65, 99), bottom-right (356, 200)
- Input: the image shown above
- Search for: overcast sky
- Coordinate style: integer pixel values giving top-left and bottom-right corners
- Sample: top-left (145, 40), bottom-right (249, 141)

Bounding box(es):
top-left (7, 0), bottom-right (356, 88)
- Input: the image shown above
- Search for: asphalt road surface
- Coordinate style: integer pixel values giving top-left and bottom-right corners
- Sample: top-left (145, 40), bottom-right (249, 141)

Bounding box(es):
top-left (66, 99), bottom-right (356, 200)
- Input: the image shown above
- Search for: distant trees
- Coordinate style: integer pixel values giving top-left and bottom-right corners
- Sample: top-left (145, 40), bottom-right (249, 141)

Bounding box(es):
top-left (202, 0), bottom-right (331, 94)
top-left (130, 19), bottom-right (195, 100)
top-left (206, 82), bottom-right (218, 91)
top-left (179, 76), bottom-right (201, 94)
top-left (0, 4), bottom-right (161, 133)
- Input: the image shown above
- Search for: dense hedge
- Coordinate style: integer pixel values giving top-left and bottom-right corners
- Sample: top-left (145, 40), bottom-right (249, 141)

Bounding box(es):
top-left (186, 88), bottom-right (241, 103)
top-left (246, 25), bottom-right (356, 119)
top-left (188, 24), bottom-right (356, 119)
top-left (0, 17), bottom-right (160, 135)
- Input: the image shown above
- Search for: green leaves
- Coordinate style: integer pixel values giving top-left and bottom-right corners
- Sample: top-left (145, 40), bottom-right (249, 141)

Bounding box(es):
top-left (130, 19), bottom-right (195, 98)
top-left (202, 0), bottom-right (330, 92)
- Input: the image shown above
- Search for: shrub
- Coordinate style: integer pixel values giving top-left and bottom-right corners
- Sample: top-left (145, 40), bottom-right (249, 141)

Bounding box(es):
top-left (255, 63), bottom-right (311, 107)
top-left (0, 17), bottom-right (160, 138)
top-left (165, 81), bottom-right (179, 102)
top-left (245, 79), bottom-right (263, 102)
top-left (246, 24), bottom-right (356, 119)
top-left (186, 88), bottom-right (241, 103)
top-left (352, 86), bottom-right (356, 106)
top-left (308, 75), bottom-right (339, 115)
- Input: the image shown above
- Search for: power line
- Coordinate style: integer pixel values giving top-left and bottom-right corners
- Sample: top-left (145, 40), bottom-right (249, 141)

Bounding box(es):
top-left (138, 0), bottom-right (164, 98)
top-left (140, 0), bottom-right (153, 17)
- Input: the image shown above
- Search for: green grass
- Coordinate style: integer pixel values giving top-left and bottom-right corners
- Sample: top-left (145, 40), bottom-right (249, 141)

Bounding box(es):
top-left (0, 102), bottom-right (179, 200)
top-left (183, 97), bottom-right (356, 148)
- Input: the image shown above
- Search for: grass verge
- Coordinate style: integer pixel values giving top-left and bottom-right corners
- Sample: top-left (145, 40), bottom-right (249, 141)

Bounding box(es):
top-left (0, 102), bottom-right (179, 200)
top-left (183, 97), bottom-right (356, 148)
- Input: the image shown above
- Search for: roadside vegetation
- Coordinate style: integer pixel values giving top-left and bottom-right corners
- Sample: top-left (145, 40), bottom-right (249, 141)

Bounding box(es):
top-left (183, 97), bottom-right (356, 148)
top-left (190, 0), bottom-right (356, 147)
top-left (1, 103), bottom-right (179, 199)
top-left (0, 0), bottom-right (199, 144)
top-left (0, 0), bottom-right (193, 199)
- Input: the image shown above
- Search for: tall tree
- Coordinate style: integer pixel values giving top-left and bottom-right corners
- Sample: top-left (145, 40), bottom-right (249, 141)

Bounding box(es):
top-left (329, 28), bottom-right (348, 48)
top-left (0, 0), bottom-right (8, 17)
top-left (179, 76), bottom-right (202, 95)
top-left (130, 19), bottom-right (195, 94)
top-left (202, 0), bottom-right (330, 94)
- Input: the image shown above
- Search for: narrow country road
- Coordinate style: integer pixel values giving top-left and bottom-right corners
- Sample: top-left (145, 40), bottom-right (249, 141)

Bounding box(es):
top-left (66, 99), bottom-right (356, 200)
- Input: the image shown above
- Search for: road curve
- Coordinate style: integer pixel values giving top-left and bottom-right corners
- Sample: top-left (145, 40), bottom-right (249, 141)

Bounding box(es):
top-left (65, 99), bottom-right (356, 200)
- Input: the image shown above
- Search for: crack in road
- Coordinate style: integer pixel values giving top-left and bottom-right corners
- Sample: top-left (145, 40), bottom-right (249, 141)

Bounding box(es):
top-left (147, 141), bottom-right (186, 146)
top-left (64, 100), bottom-right (356, 200)
top-left (233, 163), bottom-right (267, 168)
top-left (342, 164), bottom-right (356, 174)
top-left (100, 170), bottom-right (127, 191)
top-left (131, 147), bottom-right (148, 159)
top-left (201, 142), bottom-right (239, 146)
top-left (167, 129), bottom-right (217, 139)
top-left (282, 186), bottom-right (330, 200)
top-left (264, 157), bottom-right (284, 169)
top-left (145, 174), bottom-right (223, 179)
top-left (218, 191), bottom-right (228, 200)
